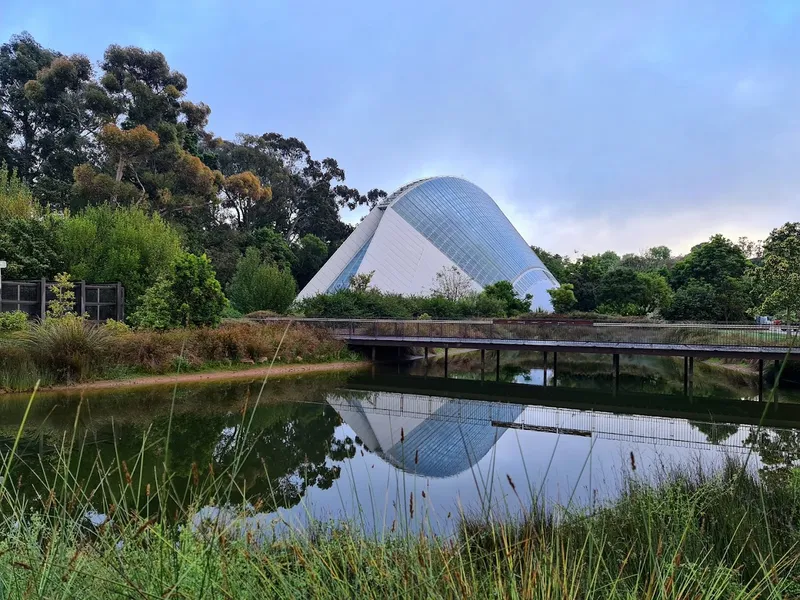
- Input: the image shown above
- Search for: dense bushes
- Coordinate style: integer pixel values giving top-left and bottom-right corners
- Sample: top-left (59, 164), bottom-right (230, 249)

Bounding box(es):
top-left (0, 310), bottom-right (28, 332)
top-left (296, 278), bottom-right (535, 319)
top-left (131, 253), bottom-right (228, 329)
top-left (228, 247), bottom-right (296, 314)
top-left (59, 205), bottom-right (183, 311)
top-left (297, 288), bottom-right (511, 319)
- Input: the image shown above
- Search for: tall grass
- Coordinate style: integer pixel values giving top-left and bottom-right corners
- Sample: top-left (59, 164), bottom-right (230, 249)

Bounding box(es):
top-left (1, 410), bottom-right (799, 597)
top-left (0, 321), bottom-right (354, 391)
top-left (0, 326), bottom-right (797, 598)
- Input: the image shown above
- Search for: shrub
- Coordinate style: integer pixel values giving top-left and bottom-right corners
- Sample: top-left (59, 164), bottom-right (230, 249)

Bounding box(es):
top-left (22, 315), bottom-right (111, 382)
top-left (58, 204), bottom-right (183, 311)
top-left (0, 215), bottom-right (64, 279)
top-left (221, 305), bottom-right (243, 319)
top-left (482, 280), bottom-right (531, 316)
top-left (172, 253), bottom-right (228, 327)
top-left (130, 279), bottom-right (174, 330)
top-left (103, 318), bottom-right (131, 335)
top-left (662, 280), bottom-right (719, 321)
top-left (548, 283), bottom-right (578, 313)
top-left (296, 288), bottom-right (509, 319)
top-left (0, 310), bottom-right (29, 332)
top-left (0, 162), bottom-right (37, 219)
top-left (228, 247), bottom-right (296, 314)
top-left (131, 253), bottom-right (228, 329)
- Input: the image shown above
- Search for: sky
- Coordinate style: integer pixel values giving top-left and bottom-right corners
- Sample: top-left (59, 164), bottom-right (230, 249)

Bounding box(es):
top-left (2, 0), bottom-right (799, 257)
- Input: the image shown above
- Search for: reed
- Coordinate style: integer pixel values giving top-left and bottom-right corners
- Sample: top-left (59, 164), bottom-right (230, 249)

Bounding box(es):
top-left (0, 327), bottom-right (796, 598)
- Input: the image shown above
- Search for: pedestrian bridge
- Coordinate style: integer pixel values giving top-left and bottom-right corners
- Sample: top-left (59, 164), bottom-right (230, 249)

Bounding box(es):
top-left (256, 317), bottom-right (799, 361)
top-left (255, 317), bottom-right (799, 400)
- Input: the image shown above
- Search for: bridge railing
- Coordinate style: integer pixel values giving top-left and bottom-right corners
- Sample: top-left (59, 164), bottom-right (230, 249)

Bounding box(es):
top-left (250, 317), bottom-right (800, 349)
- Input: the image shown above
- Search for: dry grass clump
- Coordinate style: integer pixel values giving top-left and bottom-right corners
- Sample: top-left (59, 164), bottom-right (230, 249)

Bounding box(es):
top-left (110, 322), bottom-right (350, 372)
top-left (20, 315), bottom-right (112, 382)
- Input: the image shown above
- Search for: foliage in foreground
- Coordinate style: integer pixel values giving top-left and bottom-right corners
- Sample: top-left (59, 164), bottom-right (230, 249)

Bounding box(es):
top-left (0, 416), bottom-right (799, 598)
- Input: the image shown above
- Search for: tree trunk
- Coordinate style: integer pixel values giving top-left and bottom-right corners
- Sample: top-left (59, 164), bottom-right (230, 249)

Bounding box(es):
top-left (111, 158), bottom-right (126, 205)
top-left (115, 158), bottom-right (125, 183)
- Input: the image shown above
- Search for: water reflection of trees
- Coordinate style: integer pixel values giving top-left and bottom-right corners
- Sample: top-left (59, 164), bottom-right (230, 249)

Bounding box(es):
top-left (745, 428), bottom-right (800, 485)
top-left (7, 381), bottom-right (356, 514)
top-left (690, 422), bottom-right (739, 445)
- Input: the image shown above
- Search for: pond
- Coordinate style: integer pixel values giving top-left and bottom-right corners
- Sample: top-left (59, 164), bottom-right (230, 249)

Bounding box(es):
top-left (2, 351), bottom-right (799, 537)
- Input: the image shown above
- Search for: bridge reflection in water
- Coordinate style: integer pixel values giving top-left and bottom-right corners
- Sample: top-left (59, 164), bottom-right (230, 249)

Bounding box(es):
top-left (214, 376), bottom-right (787, 538)
top-left (328, 376), bottom-right (764, 481)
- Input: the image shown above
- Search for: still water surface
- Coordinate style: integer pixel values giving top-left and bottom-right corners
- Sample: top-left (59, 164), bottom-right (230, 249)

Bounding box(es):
top-left (2, 352), bottom-right (799, 536)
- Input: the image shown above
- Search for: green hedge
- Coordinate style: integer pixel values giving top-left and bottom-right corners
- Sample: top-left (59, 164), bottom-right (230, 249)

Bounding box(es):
top-left (296, 289), bottom-right (508, 319)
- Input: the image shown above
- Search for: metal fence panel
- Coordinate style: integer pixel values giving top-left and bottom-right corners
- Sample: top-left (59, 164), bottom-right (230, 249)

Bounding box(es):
top-left (0, 280), bottom-right (124, 322)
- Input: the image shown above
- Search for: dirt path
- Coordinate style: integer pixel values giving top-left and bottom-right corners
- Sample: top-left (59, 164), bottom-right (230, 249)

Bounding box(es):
top-left (23, 361), bottom-right (371, 395)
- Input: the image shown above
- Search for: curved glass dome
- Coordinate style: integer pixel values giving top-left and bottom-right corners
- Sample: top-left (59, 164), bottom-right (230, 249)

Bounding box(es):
top-left (298, 176), bottom-right (559, 310)
top-left (328, 392), bottom-right (524, 479)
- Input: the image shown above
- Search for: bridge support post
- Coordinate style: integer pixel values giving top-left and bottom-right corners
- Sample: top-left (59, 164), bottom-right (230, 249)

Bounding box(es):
top-left (496, 351), bottom-right (501, 381)
top-left (425, 347), bottom-right (429, 365)
top-left (688, 357), bottom-right (694, 398)
top-left (372, 346), bottom-right (376, 362)
top-left (543, 352), bottom-right (548, 387)
top-left (552, 352), bottom-right (558, 387)
top-left (444, 347), bottom-right (449, 378)
top-left (759, 359), bottom-right (764, 401)
top-left (683, 356), bottom-right (689, 395)
top-left (481, 349), bottom-right (485, 381)
top-left (613, 354), bottom-right (620, 394)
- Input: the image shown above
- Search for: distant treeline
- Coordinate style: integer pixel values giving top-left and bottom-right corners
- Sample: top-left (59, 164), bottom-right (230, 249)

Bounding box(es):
top-left (532, 227), bottom-right (799, 322)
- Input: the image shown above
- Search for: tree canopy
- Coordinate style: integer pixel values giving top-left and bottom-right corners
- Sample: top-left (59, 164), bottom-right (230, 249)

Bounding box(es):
top-left (0, 31), bottom-right (385, 312)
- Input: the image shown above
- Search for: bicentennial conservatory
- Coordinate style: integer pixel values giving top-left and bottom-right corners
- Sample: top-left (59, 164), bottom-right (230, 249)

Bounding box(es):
top-left (297, 176), bottom-right (559, 311)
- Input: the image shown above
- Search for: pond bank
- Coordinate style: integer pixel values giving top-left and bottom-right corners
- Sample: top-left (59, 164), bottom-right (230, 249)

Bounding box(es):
top-left (1, 360), bottom-right (370, 396)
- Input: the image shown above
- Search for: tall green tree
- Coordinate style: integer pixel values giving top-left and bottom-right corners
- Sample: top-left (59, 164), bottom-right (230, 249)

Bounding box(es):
top-left (71, 43), bottom-right (221, 224)
top-left (755, 222), bottom-right (800, 321)
top-left (598, 268), bottom-right (646, 312)
top-left (662, 280), bottom-right (719, 322)
top-left (671, 235), bottom-right (748, 289)
top-left (292, 234), bottom-right (328, 289)
top-left (619, 246), bottom-right (675, 274)
top-left (568, 251), bottom-right (620, 311)
top-left (58, 205), bottom-right (182, 310)
top-left (0, 33), bottom-right (108, 209)
top-left (213, 133), bottom-right (385, 245)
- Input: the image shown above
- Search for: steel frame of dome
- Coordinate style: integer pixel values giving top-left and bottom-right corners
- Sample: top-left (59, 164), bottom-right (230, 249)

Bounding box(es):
top-left (296, 176), bottom-right (559, 311)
